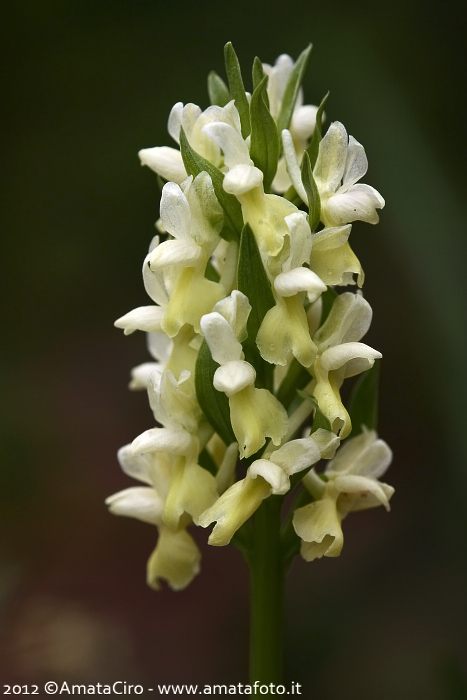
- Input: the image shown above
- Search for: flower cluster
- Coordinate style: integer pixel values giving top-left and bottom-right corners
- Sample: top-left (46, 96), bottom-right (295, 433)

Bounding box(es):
top-left (107, 43), bottom-right (393, 590)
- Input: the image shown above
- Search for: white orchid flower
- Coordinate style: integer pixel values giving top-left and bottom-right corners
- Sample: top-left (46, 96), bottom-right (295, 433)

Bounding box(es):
top-left (106, 446), bottom-right (201, 591)
top-left (201, 116), bottom-right (297, 258)
top-left (200, 291), bottom-right (288, 458)
top-left (309, 224), bottom-right (364, 287)
top-left (262, 53), bottom-right (320, 193)
top-left (138, 100), bottom-right (241, 183)
top-left (293, 429), bottom-right (394, 560)
top-left (257, 212), bottom-right (326, 367)
top-left (199, 428), bottom-right (339, 546)
top-left (128, 365), bottom-right (218, 530)
top-left (311, 293), bottom-right (382, 438)
top-left (313, 121), bottom-right (385, 227)
top-left (148, 173), bottom-right (226, 337)
top-left (282, 122), bottom-right (384, 228)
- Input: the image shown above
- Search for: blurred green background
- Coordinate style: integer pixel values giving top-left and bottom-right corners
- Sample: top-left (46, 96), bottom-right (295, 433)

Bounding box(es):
top-left (1, 0), bottom-right (466, 697)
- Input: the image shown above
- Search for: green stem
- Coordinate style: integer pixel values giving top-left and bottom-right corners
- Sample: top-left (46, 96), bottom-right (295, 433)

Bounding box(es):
top-left (249, 496), bottom-right (285, 689)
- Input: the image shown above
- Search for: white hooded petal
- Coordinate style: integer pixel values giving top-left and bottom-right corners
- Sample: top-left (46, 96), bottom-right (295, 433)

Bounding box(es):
top-left (283, 211), bottom-right (313, 271)
top-left (213, 360), bottom-right (256, 396)
top-left (325, 184), bottom-right (385, 226)
top-left (264, 54), bottom-right (295, 117)
top-left (223, 164), bottom-right (264, 196)
top-left (274, 267), bottom-right (327, 300)
top-left (117, 445), bottom-right (153, 484)
top-left (131, 427), bottom-right (195, 456)
top-left (167, 102), bottom-right (202, 144)
top-left (311, 224), bottom-right (352, 251)
top-left (159, 181), bottom-right (192, 240)
top-left (202, 121), bottom-right (251, 168)
top-left (114, 306), bottom-right (164, 335)
top-left (319, 342), bottom-right (382, 373)
top-left (290, 104), bottom-right (318, 142)
top-left (142, 254), bottom-right (169, 307)
top-left (138, 146), bottom-right (187, 184)
top-left (314, 292), bottom-right (373, 348)
top-left (105, 486), bottom-right (163, 525)
top-left (342, 135), bottom-right (368, 188)
top-left (313, 121), bottom-right (348, 194)
top-left (213, 290), bottom-right (251, 342)
top-left (129, 362), bottom-right (160, 390)
top-left (248, 459), bottom-right (290, 495)
top-left (326, 429), bottom-right (392, 480)
top-left (200, 311), bottom-right (243, 364)
top-left (333, 474), bottom-right (393, 511)
top-left (149, 239), bottom-right (202, 269)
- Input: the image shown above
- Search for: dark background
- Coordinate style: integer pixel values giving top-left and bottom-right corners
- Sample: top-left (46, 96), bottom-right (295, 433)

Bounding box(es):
top-left (1, 1), bottom-right (466, 697)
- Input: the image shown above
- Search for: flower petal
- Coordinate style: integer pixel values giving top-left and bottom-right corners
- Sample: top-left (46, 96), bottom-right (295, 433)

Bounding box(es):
top-left (290, 104), bottom-right (318, 142)
top-left (198, 475), bottom-right (271, 546)
top-left (314, 292), bottom-right (373, 349)
top-left (282, 129), bottom-right (307, 203)
top-left (274, 267), bottom-right (327, 300)
top-left (131, 427), bottom-right (195, 456)
top-left (200, 311), bottom-right (243, 365)
top-left (213, 290), bottom-right (251, 342)
top-left (147, 526), bottom-right (201, 591)
top-left (325, 184), bottom-right (385, 226)
top-left (313, 121), bottom-right (348, 195)
top-left (320, 342), bottom-right (381, 373)
top-left (106, 486), bottom-right (163, 525)
top-left (333, 474), bottom-right (393, 511)
top-left (163, 460), bottom-right (219, 529)
top-left (159, 181), bottom-right (192, 240)
top-left (229, 385), bottom-right (288, 458)
top-left (249, 458), bottom-right (290, 495)
top-left (202, 121), bottom-right (251, 168)
top-left (223, 164), bottom-right (264, 196)
top-left (342, 135), bottom-right (368, 188)
top-left (138, 146), bottom-right (187, 184)
top-left (293, 495), bottom-right (344, 560)
top-left (167, 102), bottom-right (202, 144)
top-left (114, 306), bottom-right (164, 335)
top-left (326, 430), bottom-right (392, 480)
top-left (214, 360), bottom-right (256, 396)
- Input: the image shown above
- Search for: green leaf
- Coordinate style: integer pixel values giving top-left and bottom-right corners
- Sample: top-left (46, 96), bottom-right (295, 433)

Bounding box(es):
top-left (224, 42), bottom-right (250, 138)
top-left (237, 223), bottom-right (275, 390)
top-left (207, 70), bottom-right (231, 107)
top-left (300, 151), bottom-right (321, 231)
top-left (252, 57), bottom-right (270, 109)
top-left (347, 362), bottom-right (380, 436)
top-left (179, 126), bottom-right (243, 241)
top-left (249, 75), bottom-right (280, 192)
top-left (306, 91), bottom-right (329, 168)
top-left (195, 340), bottom-right (236, 446)
top-left (276, 44), bottom-right (312, 134)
